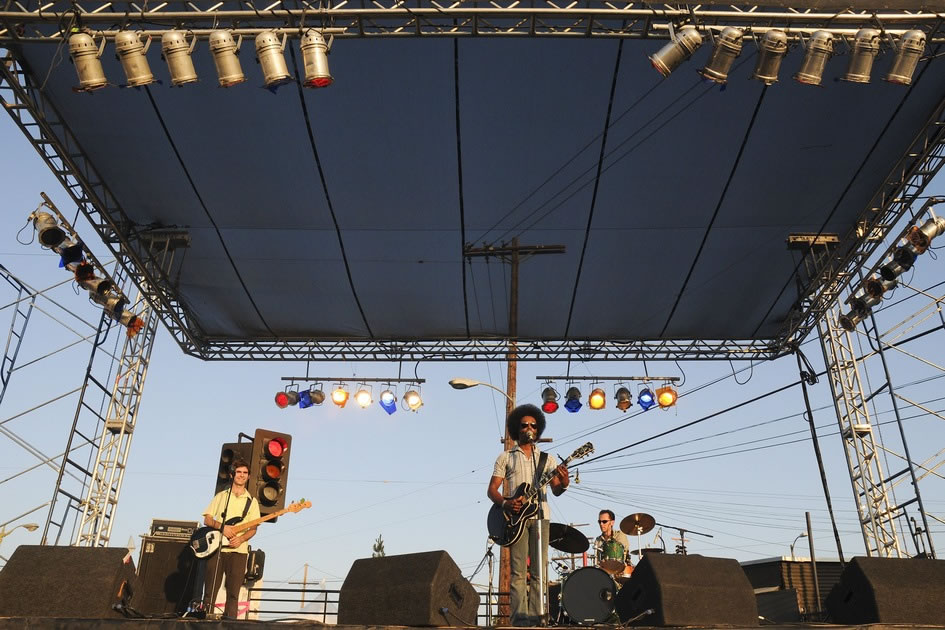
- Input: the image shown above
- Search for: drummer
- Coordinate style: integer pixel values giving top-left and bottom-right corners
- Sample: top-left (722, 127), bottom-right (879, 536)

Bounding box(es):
top-left (595, 509), bottom-right (631, 569)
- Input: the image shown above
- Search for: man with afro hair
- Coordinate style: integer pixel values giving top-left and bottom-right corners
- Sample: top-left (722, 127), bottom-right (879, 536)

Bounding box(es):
top-left (487, 403), bottom-right (570, 626)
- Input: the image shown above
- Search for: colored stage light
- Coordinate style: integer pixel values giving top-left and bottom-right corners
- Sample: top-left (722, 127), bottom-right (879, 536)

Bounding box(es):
top-left (209, 30), bottom-right (246, 87)
top-left (162, 30), bottom-right (198, 86)
top-left (638, 388), bottom-right (656, 411)
top-left (907, 216), bottom-right (945, 253)
top-left (31, 211), bottom-right (66, 248)
top-left (751, 30), bottom-right (788, 85)
top-left (699, 26), bottom-right (743, 84)
top-left (68, 32), bottom-right (108, 91)
top-left (656, 385), bottom-right (678, 409)
top-left (649, 25), bottom-right (702, 77)
top-left (403, 389), bottom-right (423, 411)
top-left (299, 387), bottom-right (326, 409)
top-left (57, 240), bottom-right (85, 268)
top-left (121, 312), bottom-right (145, 338)
top-left (615, 387), bottom-right (633, 412)
top-left (379, 389), bottom-right (398, 415)
top-left (355, 386), bottom-right (373, 408)
top-left (275, 390), bottom-right (299, 409)
top-left (256, 31), bottom-right (292, 88)
top-left (331, 385), bottom-right (349, 408)
top-left (564, 386), bottom-right (582, 413)
top-left (541, 386), bottom-right (559, 414)
top-left (795, 31), bottom-right (834, 86)
top-left (842, 28), bottom-right (881, 83)
top-left (301, 29), bottom-right (333, 88)
top-left (74, 261), bottom-right (95, 281)
top-left (886, 30), bottom-right (926, 85)
top-left (115, 31), bottom-right (154, 87)
top-left (588, 387), bottom-right (606, 410)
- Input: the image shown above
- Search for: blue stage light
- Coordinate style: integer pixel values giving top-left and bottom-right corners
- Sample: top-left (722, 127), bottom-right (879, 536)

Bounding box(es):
top-left (638, 387), bottom-right (656, 411)
top-left (298, 389), bottom-right (315, 409)
top-left (58, 240), bottom-right (85, 268)
top-left (379, 389), bottom-right (397, 415)
top-left (564, 386), bottom-right (582, 413)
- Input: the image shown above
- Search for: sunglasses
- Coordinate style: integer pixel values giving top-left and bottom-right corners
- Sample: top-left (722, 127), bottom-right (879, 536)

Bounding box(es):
top-left (520, 422), bottom-right (537, 428)
top-left (598, 520), bottom-right (611, 524)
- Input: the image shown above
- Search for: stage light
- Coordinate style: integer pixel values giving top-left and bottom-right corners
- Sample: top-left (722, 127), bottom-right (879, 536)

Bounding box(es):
top-left (74, 261), bottom-right (95, 281)
top-left (119, 311), bottom-right (145, 337)
top-left (615, 387), bottom-right (632, 412)
top-left (656, 384), bottom-right (678, 409)
top-left (57, 240), bottom-right (85, 268)
top-left (880, 244), bottom-right (919, 281)
top-left (209, 30), bottom-right (246, 87)
top-left (403, 389), bottom-right (423, 411)
top-left (700, 26), bottom-right (743, 84)
top-left (842, 28), bottom-right (882, 83)
top-left (300, 29), bottom-right (333, 88)
top-left (78, 276), bottom-right (115, 295)
top-left (90, 290), bottom-right (128, 317)
top-left (256, 31), bottom-right (292, 88)
top-left (355, 385), bottom-right (373, 408)
top-left (162, 30), bottom-right (198, 86)
top-left (68, 32), bottom-right (108, 90)
top-left (795, 31), bottom-right (834, 86)
top-left (840, 293), bottom-right (882, 331)
top-left (588, 387), bottom-right (606, 410)
top-left (275, 389), bottom-right (299, 408)
top-left (752, 29), bottom-right (788, 85)
top-left (563, 386), bottom-right (582, 413)
top-left (638, 387), bottom-right (656, 411)
top-left (379, 389), bottom-right (398, 415)
top-left (649, 25), bottom-right (703, 77)
top-left (865, 275), bottom-right (897, 299)
top-left (540, 386), bottom-right (559, 414)
top-left (30, 211), bottom-right (66, 248)
top-left (886, 30), bottom-right (926, 85)
top-left (298, 389), bottom-right (316, 409)
top-left (331, 385), bottom-right (349, 408)
top-left (114, 31), bottom-right (154, 87)
top-left (907, 216), bottom-right (945, 253)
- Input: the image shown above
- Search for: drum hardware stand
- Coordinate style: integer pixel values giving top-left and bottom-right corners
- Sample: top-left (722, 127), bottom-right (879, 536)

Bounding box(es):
top-left (656, 522), bottom-right (714, 555)
top-left (486, 538), bottom-right (495, 627)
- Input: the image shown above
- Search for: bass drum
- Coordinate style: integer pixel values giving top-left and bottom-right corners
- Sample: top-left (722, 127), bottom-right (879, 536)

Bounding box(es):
top-left (560, 566), bottom-right (616, 625)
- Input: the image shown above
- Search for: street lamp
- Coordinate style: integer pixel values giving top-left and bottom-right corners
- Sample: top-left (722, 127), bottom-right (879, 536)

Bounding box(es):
top-left (790, 532), bottom-right (808, 560)
top-left (0, 522), bottom-right (39, 546)
top-left (448, 378), bottom-right (514, 404)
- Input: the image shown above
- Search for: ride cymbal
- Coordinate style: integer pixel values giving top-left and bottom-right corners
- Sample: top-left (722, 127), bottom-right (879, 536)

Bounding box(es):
top-left (549, 522), bottom-right (590, 553)
top-left (619, 512), bottom-right (655, 536)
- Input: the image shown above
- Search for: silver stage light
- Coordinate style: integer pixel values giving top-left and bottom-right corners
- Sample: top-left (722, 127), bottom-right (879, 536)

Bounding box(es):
top-left (649, 25), bottom-right (703, 78)
top-left (840, 293), bottom-right (881, 331)
top-left (90, 290), bottom-right (129, 316)
top-left (842, 28), bottom-right (882, 83)
top-left (752, 30), bottom-right (788, 85)
top-left (700, 27), bottom-right (743, 84)
top-left (886, 30), bottom-right (926, 85)
top-left (907, 216), bottom-right (945, 253)
top-left (865, 275), bottom-right (897, 299)
top-left (300, 29), bottom-right (333, 88)
top-left (68, 32), bottom-right (108, 91)
top-left (114, 31), bottom-right (154, 87)
top-left (879, 244), bottom-right (918, 280)
top-left (795, 31), bottom-right (834, 86)
top-left (255, 31), bottom-right (292, 88)
top-left (30, 211), bottom-right (66, 248)
top-left (78, 277), bottom-right (115, 295)
top-left (162, 30), bottom-right (198, 86)
top-left (209, 30), bottom-right (246, 87)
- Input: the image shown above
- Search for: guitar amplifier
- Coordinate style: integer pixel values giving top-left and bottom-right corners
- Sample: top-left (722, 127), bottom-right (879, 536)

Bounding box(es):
top-left (150, 519), bottom-right (198, 540)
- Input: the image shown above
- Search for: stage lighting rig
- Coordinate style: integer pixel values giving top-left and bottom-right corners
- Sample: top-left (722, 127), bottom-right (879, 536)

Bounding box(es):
top-left (795, 31), bottom-right (834, 86)
top-left (209, 30), bottom-right (246, 87)
top-left (115, 31), bottom-right (155, 87)
top-left (301, 29), bottom-right (333, 88)
top-left (886, 30), bottom-right (926, 85)
top-left (537, 375), bottom-right (681, 413)
top-left (256, 31), bottom-right (292, 88)
top-left (842, 28), bottom-right (882, 83)
top-left (700, 27), bottom-right (743, 84)
top-left (278, 376), bottom-right (424, 413)
top-left (649, 24), bottom-right (703, 78)
top-left (68, 32), bottom-right (108, 91)
top-left (751, 30), bottom-right (788, 85)
top-left (162, 30), bottom-right (199, 86)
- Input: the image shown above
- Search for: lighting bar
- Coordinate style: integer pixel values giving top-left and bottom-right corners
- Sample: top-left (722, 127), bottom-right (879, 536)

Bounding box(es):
top-left (536, 375), bottom-right (681, 382)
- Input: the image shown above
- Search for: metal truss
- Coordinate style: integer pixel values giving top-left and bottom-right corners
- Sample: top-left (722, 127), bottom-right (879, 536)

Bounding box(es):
top-left (2, 2), bottom-right (945, 42)
top-left (0, 263), bottom-right (35, 409)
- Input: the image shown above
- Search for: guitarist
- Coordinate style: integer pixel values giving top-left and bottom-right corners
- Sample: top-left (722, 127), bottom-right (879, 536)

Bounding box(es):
top-left (487, 404), bottom-right (569, 626)
top-left (201, 458), bottom-right (260, 619)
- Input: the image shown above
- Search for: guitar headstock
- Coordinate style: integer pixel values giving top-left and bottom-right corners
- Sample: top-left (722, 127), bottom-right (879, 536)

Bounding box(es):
top-left (287, 499), bottom-right (313, 513)
top-left (570, 442), bottom-right (594, 461)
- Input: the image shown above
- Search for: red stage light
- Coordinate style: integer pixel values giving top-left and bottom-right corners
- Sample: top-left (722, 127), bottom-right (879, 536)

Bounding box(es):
top-left (542, 400), bottom-right (559, 414)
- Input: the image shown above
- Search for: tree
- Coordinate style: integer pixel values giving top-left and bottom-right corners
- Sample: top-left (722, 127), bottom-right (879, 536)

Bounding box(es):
top-left (372, 534), bottom-right (386, 557)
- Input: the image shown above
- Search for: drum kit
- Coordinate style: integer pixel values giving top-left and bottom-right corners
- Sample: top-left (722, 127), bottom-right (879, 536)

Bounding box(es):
top-left (547, 512), bottom-right (662, 625)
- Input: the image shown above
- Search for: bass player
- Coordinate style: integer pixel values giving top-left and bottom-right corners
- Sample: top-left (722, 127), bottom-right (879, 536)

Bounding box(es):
top-left (487, 404), bottom-right (569, 626)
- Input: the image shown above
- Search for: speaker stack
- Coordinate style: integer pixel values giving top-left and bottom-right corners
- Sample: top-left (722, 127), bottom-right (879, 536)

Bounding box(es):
top-left (825, 556), bottom-right (945, 624)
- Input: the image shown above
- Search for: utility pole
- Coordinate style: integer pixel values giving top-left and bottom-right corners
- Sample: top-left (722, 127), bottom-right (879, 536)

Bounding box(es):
top-left (289, 563), bottom-right (310, 609)
top-left (464, 237), bottom-right (565, 622)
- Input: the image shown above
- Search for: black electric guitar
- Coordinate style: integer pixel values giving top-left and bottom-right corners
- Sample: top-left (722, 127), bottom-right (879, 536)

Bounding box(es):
top-left (487, 443), bottom-right (593, 546)
top-left (190, 499), bottom-right (312, 558)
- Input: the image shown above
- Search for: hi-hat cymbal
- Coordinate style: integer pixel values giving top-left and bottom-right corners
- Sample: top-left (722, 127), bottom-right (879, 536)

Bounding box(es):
top-left (549, 522), bottom-right (590, 554)
top-left (630, 547), bottom-right (665, 556)
top-left (619, 513), bottom-right (655, 536)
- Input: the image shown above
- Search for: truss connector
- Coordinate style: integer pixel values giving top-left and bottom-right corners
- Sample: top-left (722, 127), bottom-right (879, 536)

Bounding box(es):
top-left (137, 229), bottom-right (191, 251)
top-left (104, 418), bottom-right (133, 434)
top-left (786, 233), bottom-right (841, 250)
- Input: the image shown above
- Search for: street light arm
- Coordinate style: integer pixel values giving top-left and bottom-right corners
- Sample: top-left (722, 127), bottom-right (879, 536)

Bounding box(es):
top-left (449, 378), bottom-right (514, 404)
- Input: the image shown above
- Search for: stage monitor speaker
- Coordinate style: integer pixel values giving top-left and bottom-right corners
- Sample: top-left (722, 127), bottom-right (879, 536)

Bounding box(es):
top-left (338, 550), bottom-right (479, 626)
top-left (615, 554), bottom-right (759, 627)
top-left (134, 537), bottom-right (197, 615)
top-left (825, 556), bottom-right (945, 624)
top-left (0, 545), bottom-right (136, 618)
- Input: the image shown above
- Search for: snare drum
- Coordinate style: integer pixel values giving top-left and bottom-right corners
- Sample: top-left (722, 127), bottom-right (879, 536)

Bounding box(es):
top-left (560, 567), bottom-right (616, 625)
top-left (598, 538), bottom-right (626, 574)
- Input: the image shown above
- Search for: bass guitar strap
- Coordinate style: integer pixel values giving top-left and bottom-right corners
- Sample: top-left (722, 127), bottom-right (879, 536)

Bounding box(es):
top-left (534, 451), bottom-right (549, 520)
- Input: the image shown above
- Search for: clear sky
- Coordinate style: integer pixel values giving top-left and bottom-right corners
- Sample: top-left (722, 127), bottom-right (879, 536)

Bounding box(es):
top-left (1, 90), bottom-right (943, 609)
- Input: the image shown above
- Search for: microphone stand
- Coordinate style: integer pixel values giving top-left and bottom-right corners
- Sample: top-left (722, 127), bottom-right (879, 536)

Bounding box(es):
top-left (200, 485), bottom-right (234, 615)
top-left (655, 522), bottom-right (713, 555)
top-left (486, 539), bottom-right (495, 626)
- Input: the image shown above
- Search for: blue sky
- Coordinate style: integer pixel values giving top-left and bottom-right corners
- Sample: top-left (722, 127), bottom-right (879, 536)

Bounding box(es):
top-left (1, 96), bottom-right (943, 601)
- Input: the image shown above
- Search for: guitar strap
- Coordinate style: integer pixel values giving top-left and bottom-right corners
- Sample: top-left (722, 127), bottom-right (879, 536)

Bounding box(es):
top-left (535, 451), bottom-right (549, 519)
top-left (236, 492), bottom-right (252, 522)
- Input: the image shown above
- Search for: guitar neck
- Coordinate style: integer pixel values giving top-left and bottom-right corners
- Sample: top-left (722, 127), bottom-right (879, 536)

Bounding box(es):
top-left (233, 509), bottom-right (286, 533)
top-left (526, 455), bottom-right (572, 501)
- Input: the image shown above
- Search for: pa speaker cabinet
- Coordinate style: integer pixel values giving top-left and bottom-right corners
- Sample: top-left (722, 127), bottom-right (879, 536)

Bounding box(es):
top-left (134, 537), bottom-right (197, 615)
top-left (0, 545), bottom-right (136, 618)
top-left (338, 550), bottom-right (479, 626)
top-left (825, 556), bottom-right (945, 624)
top-left (615, 554), bottom-right (758, 626)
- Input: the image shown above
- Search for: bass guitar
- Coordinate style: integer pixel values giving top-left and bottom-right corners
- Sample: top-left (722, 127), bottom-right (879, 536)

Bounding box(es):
top-left (487, 442), bottom-right (593, 546)
top-left (190, 499), bottom-right (312, 558)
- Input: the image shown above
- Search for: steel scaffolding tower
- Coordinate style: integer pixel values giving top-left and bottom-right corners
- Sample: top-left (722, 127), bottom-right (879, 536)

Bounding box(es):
top-left (0, 263), bottom-right (35, 409)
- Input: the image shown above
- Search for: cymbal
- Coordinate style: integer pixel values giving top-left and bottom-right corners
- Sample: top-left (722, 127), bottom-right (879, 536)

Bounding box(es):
top-left (630, 548), bottom-right (665, 556)
top-left (549, 522), bottom-right (590, 554)
top-left (619, 513), bottom-right (655, 536)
